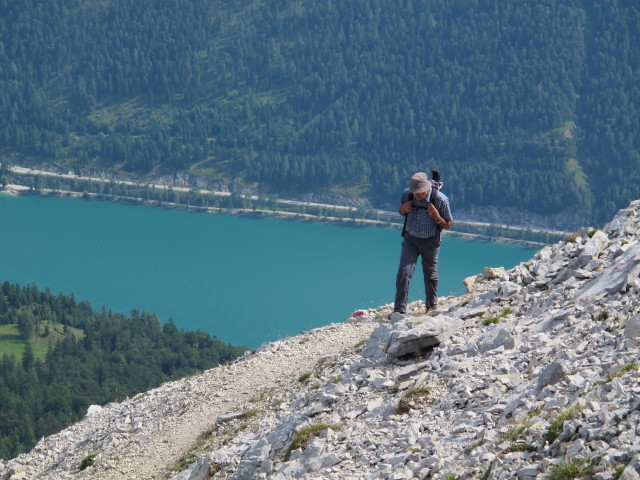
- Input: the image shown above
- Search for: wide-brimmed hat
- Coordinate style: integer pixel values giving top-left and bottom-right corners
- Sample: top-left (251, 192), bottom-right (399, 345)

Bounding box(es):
top-left (409, 172), bottom-right (430, 194)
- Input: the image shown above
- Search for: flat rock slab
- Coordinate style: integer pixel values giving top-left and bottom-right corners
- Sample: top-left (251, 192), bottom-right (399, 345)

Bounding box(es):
top-left (578, 242), bottom-right (640, 301)
top-left (387, 316), bottom-right (463, 358)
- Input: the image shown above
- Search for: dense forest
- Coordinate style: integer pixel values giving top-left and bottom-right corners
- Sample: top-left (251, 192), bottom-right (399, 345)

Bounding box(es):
top-left (0, 0), bottom-right (638, 227)
top-left (0, 282), bottom-right (246, 460)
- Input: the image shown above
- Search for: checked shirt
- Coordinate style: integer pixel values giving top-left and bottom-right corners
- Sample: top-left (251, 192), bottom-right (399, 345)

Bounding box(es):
top-left (400, 188), bottom-right (453, 239)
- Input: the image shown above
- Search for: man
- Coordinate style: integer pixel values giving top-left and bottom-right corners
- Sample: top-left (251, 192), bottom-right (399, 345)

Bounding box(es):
top-left (393, 172), bottom-right (453, 316)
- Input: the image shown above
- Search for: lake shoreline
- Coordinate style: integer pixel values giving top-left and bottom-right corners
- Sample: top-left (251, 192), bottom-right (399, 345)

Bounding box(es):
top-left (1, 191), bottom-right (538, 348)
top-left (2, 184), bottom-right (551, 248)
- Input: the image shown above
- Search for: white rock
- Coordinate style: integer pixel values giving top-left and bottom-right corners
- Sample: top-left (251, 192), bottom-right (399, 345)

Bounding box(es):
top-left (625, 315), bottom-right (640, 339)
top-left (86, 405), bottom-right (103, 417)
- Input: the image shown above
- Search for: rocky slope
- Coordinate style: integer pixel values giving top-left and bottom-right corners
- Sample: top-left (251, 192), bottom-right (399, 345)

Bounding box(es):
top-left (2, 199), bottom-right (640, 480)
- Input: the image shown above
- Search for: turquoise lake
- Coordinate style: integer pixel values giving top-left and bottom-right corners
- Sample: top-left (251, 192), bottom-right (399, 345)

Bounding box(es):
top-left (1, 194), bottom-right (538, 348)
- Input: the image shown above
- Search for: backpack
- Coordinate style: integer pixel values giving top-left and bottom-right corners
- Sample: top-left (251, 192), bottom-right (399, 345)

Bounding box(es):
top-left (401, 170), bottom-right (443, 237)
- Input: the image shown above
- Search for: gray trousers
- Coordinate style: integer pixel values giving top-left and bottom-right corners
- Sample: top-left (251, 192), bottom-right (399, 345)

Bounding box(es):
top-left (394, 233), bottom-right (442, 314)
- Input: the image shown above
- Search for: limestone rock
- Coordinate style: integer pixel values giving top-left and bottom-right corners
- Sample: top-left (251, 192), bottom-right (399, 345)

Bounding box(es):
top-left (463, 274), bottom-right (480, 293)
top-left (386, 316), bottom-right (463, 358)
top-left (621, 467), bottom-right (640, 480)
top-left (475, 326), bottom-right (516, 353)
top-left (579, 242), bottom-right (640, 301)
top-left (537, 361), bottom-right (569, 389)
top-left (169, 458), bottom-right (210, 480)
top-left (625, 315), bottom-right (640, 339)
top-left (484, 266), bottom-right (506, 279)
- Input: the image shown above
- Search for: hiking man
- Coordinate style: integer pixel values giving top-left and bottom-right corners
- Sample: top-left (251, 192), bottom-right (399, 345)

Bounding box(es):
top-left (393, 171), bottom-right (453, 316)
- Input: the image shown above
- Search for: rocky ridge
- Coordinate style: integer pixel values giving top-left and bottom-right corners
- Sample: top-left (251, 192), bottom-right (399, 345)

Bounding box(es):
top-left (2, 199), bottom-right (640, 480)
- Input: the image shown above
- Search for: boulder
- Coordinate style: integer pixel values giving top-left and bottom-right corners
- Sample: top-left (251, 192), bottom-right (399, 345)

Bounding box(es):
top-left (169, 458), bottom-right (211, 480)
top-left (86, 405), bottom-right (102, 417)
top-left (475, 327), bottom-right (515, 353)
top-left (624, 315), bottom-right (640, 339)
top-left (463, 274), bottom-right (480, 293)
top-left (484, 267), bottom-right (506, 279)
top-left (386, 316), bottom-right (462, 358)
top-left (537, 361), bottom-right (570, 390)
top-left (578, 242), bottom-right (640, 301)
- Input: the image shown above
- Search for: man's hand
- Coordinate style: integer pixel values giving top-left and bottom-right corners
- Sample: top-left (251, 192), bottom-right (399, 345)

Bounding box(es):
top-left (427, 203), bottom-right (440, 220)
top-left (399, 201), bottom-right (413, 216)
top-left (428, 203), bottom-right (452, 229)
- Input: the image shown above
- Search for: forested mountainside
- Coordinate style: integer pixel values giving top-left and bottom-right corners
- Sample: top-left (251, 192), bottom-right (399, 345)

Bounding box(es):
top-left (1, 0), bottom-right (638, 226)
top-left (0, 282), bottom-right (246, 460)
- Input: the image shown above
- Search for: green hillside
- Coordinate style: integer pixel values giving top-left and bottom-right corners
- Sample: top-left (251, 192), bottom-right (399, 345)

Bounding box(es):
top-left (0, 282), bottom-right (246, 460)
top-left (0, 321), bottom-right (83, 360)
top-left (1, 0), bottom-right (638, 227)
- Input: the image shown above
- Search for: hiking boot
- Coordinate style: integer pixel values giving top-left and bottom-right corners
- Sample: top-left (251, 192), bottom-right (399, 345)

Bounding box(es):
top-left (425, 304), bottom-right (441, 316)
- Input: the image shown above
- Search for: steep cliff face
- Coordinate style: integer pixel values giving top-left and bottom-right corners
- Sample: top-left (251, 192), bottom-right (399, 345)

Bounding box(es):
top-left (3, 200), bottom-right (640, 480)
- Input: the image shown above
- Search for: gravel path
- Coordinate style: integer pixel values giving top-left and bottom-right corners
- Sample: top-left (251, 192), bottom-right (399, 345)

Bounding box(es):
top-left (80, 319), bottom-right (378, 480)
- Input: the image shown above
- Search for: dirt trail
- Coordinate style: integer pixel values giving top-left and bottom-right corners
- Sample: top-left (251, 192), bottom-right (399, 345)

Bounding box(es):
top-left (84, 320), bottom-right (377, 480)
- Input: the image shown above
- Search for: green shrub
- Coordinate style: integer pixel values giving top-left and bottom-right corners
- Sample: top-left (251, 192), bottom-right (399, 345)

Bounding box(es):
top-left (79, 454), bottom-right (97, 471)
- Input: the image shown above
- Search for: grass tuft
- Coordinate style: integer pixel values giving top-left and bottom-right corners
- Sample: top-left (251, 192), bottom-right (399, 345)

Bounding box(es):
top-left (240, 408), bottom-right (261, 419)
top-left (565, 232), bottom-right (579, 243)
top-left (613, 465), bottom-right (626, 480)
top-left (504, 443), bottom-right (537, 453)
top-left (284, 424), bottom-right (339, 461)
top-left (548, 457), bottom-right (598, 480)
top-left (482, 307), bottom-right (512, 326)
top-left (601, 361), bottom-right (638, 384)
top-left (499, 421), bottom-right (533, 443)
top-left (397, 387), bottom-right (431, 414)
top-left (545, 405), bottom-right (584, 445)
top-left (483, 316), bottom-right (499, 326)
top-left (479, 460), bottom-right (494, 480)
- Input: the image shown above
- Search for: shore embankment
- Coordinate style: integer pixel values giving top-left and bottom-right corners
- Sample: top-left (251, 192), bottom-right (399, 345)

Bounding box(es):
top-left (3, 165), bottom-right (567, 247)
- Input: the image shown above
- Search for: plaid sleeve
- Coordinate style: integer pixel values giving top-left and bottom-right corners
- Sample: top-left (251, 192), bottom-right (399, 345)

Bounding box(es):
top-left (436, 193), bottom-right (453, 222)
top-left (399, 189), bottom-right (410, 207)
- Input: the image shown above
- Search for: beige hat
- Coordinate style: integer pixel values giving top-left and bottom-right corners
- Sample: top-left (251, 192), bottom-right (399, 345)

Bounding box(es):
top-left (409, 172), bottom-right (430, 193)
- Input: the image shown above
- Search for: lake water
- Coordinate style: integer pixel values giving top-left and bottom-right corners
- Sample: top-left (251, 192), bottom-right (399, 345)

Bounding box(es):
top-left (1, 194), bottom-right (537, 348)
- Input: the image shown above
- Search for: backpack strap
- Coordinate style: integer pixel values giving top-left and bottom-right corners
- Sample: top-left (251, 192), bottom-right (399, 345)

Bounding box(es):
top-left (429, 181), bottom-right (443, 233)
top-left (429, 181), bottom-right (438, 204)
top-left (401, 192), bottom-right (414, 237)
